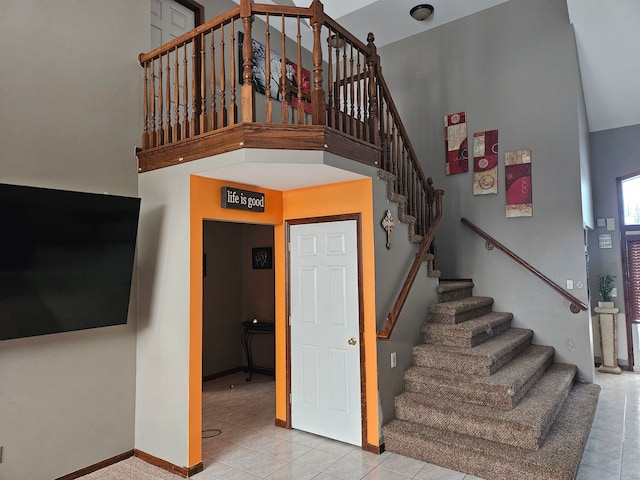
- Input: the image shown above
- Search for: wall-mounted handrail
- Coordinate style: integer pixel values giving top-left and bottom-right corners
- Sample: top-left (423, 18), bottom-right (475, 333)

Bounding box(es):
top-left (460, 217), bottom-right (588, 314)
top-left (377, 188), bottom-right (444, 340)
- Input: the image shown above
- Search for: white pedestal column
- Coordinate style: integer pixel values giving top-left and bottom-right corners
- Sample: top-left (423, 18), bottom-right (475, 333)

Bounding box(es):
top-left (594, 306), bottom-right (622, 374)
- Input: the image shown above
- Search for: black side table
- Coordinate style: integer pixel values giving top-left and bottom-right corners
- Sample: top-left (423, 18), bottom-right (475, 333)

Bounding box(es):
top-left (241, 320), bottom-right (274, 382)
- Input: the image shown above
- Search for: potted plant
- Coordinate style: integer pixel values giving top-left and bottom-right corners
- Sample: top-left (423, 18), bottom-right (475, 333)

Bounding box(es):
top-left (597, 274), bottom-right (616, 308)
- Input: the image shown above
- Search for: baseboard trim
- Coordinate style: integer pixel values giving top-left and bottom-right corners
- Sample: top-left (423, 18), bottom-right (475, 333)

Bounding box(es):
top-left (134, 449), bottom-right (203, 478)
top-left (203, 366), bottom-right (275, 383)
top-left (202, 366), bottom-right (244, 382)
top-left (365, 442), bottom-right (385, 454)
top-left (274, 418), bottom-right (290, 429)
top-left (54, 450), bottom-right (134, 480)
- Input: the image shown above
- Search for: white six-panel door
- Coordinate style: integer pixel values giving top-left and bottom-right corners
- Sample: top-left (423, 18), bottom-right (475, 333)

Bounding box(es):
top-left (290, 220), bottom-right (362, 446)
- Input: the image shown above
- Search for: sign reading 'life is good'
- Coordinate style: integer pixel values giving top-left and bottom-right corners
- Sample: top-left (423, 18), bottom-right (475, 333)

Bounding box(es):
top-left (221, 186), bottom-right (265, 212)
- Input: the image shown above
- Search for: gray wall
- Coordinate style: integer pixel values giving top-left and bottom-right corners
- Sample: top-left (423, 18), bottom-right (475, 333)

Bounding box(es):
top-left (587, 123), bottom-right (640, 365)
top-left (0, 1), bottom-right (147, 478)
top-left (372, 174), bottom-right (439, 427)
top-left (378, 0), bottom-right (595, 381)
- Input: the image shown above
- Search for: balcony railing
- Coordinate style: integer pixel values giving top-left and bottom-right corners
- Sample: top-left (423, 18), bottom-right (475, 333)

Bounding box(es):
top-left (138, 0), bottom-right (443, 339)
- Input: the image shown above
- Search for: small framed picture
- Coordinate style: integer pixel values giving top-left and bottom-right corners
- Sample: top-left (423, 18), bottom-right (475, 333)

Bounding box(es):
top-left (252, 247), bottom-right (273, 269)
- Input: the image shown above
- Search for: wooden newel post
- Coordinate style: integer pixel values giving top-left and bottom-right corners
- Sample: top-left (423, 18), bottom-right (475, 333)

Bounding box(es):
top-left (310, 0), bottom-right (326, 125)
top-left (366, 32), bottom-right (380, 147)
top-left (240, 0), bottom-right (255, 122)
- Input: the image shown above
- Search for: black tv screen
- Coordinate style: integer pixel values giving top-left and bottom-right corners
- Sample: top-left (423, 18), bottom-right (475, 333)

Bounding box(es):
top-left (0, 183), bottom-right (141, 340)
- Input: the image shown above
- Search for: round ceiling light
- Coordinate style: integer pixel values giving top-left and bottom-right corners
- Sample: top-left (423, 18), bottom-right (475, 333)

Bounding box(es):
top-left (410, 4), bottom-right (434, 21)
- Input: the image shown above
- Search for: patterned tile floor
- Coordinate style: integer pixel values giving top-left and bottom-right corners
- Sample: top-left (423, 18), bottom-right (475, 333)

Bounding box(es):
top-left (191, 369), bottom-right (640, 480)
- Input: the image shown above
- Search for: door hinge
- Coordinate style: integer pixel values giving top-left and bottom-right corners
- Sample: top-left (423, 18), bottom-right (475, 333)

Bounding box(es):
top-left (289, 392), bottom-right (292, 403)
top-left (288, 316), bottom-right (291, 326)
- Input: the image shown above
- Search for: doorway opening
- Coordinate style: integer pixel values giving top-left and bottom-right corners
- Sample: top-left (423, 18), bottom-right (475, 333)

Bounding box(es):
top-left (201, 220), bottom-right (276, 450)
top-left (618, 171), bottom-right (640, 370)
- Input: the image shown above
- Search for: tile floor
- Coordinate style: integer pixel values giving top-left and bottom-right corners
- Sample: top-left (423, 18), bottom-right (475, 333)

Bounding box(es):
top-left (189, 369), bottom-right (640, 480)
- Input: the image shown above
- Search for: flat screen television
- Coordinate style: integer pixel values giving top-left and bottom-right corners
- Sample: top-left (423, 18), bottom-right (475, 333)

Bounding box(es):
top-left (0, 183), bottom-right (141, 340)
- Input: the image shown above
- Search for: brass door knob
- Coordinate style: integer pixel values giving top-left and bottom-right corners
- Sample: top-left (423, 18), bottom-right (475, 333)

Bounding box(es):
top-left (348, 337), bottom-right (357, 346)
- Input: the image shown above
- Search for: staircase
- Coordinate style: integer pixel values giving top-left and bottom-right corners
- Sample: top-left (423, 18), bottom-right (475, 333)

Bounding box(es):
top-left (383, 280), bottom-right (601, 480)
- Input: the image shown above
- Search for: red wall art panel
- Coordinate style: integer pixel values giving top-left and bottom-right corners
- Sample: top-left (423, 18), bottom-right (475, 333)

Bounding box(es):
top-left (504, 149), bottom-right (533, 217)
top-left (444, 112), bottom-right (468, 175)
top-left (473, 130), bottom-right (498, 195)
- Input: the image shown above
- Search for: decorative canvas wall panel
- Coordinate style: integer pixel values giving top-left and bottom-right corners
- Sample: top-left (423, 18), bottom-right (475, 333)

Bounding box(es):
top-left (504, 149), bottom-right (532, 217)
top-left (473, 130), bottom-right (498, 195)
top-left (444, 112), bottom-right (468, 175)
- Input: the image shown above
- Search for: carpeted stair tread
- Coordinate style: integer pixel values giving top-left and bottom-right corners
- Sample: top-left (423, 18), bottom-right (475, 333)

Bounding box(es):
top-left (394, 363), bottom-right (577, 450)
top-left (437, 280), bottom-right (474, 302)
top-left (413, 328), bottom-right (533, 376)
top-left (422, 311), bottom-right (513, 347)
top-left (405, 344), bottom-right (555, 410)
top-left (428, 296), bottom-right (494, 324)
top-left (383, 383), bottom-right (601, 480)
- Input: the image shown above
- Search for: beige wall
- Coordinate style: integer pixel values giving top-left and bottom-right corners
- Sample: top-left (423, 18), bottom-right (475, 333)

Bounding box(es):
top-left (0, 1), bottom-right (147, 478)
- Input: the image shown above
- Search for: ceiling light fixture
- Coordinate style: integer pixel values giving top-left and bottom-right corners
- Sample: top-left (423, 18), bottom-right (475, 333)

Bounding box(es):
top-left (327, 33), bottom-right (346, 49)
top-left (410, 4), bottom-right (434, 21)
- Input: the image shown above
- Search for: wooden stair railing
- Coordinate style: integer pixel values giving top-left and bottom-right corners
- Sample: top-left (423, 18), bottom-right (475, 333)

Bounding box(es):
top-left (138, 0), bottom-right (444, 339)
top-left (377, 188), bottom-right (444, 340)
top-left (460, 217), bottom-right (588, 314)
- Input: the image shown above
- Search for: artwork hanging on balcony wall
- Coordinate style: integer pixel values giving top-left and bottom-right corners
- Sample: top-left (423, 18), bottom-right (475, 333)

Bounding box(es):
top-left (238, 32), bottom-right (311, 113)
top-left (473, 130), bottom-right (499, 195)
top-left (444, 111), bottom-right (468, 175)
top-left (505, 149), bottom-right (533, 217)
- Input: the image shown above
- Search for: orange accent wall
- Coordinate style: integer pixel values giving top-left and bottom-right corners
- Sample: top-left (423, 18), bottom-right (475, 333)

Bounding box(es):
top-left (190, 175), bottom-right (379, 466)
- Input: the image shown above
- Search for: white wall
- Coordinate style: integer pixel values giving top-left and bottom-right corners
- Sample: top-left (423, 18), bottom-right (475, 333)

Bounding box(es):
top-left (378, 0), bottom-right (595, 381)
top-left (0, 1), bottom-right (147, 478)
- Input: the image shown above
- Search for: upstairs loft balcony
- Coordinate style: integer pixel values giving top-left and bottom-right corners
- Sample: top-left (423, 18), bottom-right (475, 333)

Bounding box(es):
top-left (138, 0), bottom-right (410, 179)
top-left (136, 0), bottom-right (444, 339)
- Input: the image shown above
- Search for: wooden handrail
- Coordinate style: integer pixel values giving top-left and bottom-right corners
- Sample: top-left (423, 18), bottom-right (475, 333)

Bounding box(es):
top-left (378, 189), bottom-right (444, 340)
top-left (460, 218), bottom-right (588, 313)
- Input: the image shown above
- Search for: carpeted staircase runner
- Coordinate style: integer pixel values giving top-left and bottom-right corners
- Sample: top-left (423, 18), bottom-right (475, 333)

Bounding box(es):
top-left (382, 280), bottom-right (600, 480)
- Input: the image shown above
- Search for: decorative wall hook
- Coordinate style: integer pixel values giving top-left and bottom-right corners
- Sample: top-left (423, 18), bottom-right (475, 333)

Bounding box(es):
top-left (381, 210), bottom-right (396, 249)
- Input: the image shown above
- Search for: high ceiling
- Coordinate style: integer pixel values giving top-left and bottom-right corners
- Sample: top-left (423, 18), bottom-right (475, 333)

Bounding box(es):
top-left (239, 0), bottom-right (640, 133)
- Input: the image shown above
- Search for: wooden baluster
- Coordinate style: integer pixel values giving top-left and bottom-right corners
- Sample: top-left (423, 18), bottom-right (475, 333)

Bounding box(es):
top-left (310, 0), bottom-right (325, 126)
top-left (393, 123), bottom-right (399, 193)
top-left (219, 23), bottom-right (227, 128)
top-left (150, 57), bottom-right (157, 147)
top-left (200, 32), bottom-right (207, 134)
top-left (296, 17), bottom-right (304, 124)
top-left (366, 32), bottom-right (379, 147)
top-left (166, 52), bottom-right (172, 143)
top-left (240, 0), bottom-right (254, 123)
top-left (341, 41), bottom-right (347, 132)
top-left (333, 37), bottom-right (340, 129)
top-left (190, 39), bottom-right (197, 136)
top-left (356, 52), bottom-right (362, 139)
top-left (142, 61), bottom-right (149, 149)
top-left (210, 29), bottom-right (217, 130)
top-left (349, 44), bottom-right (355, 135)
top-left (265, 14), bottom-right (272, 123)
top-left (229, 21), bottom-right (237, 125)
top-left (157, 55), bottom-right (164, 145)
top-left (182, 45), bottom-right (189, 139)
top-left (280, 16), bottom-right (288, 124)
top-left (363, 54), bottom-right (370, 142)
top-left (384, 105), bottom-right (391, 171)
top-left (173, 47), bottom-right (180, 141)
top-left (327, 36), bottom-right (334, 128)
